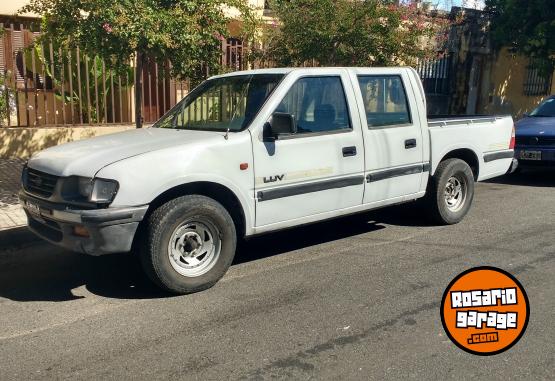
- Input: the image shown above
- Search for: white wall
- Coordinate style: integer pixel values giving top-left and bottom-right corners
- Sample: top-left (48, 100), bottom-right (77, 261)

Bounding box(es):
top-left (0, 0), bottom-right (37, 17)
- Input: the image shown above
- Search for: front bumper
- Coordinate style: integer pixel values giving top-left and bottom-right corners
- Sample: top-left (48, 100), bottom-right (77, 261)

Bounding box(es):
top-left (19, 191), bottom-right (148, 256)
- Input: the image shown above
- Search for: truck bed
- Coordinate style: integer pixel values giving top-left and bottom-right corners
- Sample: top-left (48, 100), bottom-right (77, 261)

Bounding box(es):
top-left (426, 114), bottom-right (514, 182)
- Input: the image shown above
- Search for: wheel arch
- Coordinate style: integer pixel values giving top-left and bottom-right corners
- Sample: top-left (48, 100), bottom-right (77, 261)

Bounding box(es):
top-left (145, 181), bottom-right (247, 238)
top-left (436, 148), bottom-right (480, 180)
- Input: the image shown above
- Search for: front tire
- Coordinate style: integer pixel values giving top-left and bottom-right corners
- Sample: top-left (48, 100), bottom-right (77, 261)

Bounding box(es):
top-left (426, 159), bottom-right (475, 225)
top-left (140, 195), bottom-right (236, 294)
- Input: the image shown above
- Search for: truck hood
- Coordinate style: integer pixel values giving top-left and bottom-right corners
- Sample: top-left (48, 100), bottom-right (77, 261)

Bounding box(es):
top-left (515, 117), bottom-right (555, 136)
top-left (28, 128), bottom-right (223, 177)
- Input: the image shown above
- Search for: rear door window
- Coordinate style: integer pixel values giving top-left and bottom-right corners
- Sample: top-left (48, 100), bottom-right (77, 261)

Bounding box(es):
top-left (357, 75), bottom-right (411, 128)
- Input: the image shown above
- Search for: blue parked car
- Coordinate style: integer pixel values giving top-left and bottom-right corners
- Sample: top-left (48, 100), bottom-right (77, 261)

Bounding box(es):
top-left (515, 95), bottom-right (555, 168)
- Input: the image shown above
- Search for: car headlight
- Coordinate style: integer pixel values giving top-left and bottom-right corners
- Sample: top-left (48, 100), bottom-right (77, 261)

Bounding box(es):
top-left (62, 176), bottom-right (119, 204)
top-left (77, 177), bottom-right (94, 198)
top-left (89, 178), bottom-right (119, 203)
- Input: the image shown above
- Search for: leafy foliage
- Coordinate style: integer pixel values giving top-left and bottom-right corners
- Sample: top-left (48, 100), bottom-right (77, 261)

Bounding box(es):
top-left (258, 0), bottom-right (449, 67)
top-left (0, 28), bottom-right (9, 125)
top-left (23, 0), bottom-right (256, 80)
top-left (21, 0), bottom-right (257, 126)
top-left (486, 0), bottom-right (555, 71)
top-left (0, 73), bottom-right (10, 125)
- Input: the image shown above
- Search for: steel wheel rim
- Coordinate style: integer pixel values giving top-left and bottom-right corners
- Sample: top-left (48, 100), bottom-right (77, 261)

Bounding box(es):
top-left (444, 175), bottom-right (467, 212)
top-left (168, 219), bottom-right (221, 278)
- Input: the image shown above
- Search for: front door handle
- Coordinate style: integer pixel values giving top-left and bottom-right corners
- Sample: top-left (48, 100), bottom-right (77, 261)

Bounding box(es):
top-left (342, 146), bottom-right (357, 157)
top-left (405, 139), bottom-right (417, 149)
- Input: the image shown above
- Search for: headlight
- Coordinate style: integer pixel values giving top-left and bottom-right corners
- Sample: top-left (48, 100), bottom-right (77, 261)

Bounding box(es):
top-left (89, 178), bottom-right (119, 203)
top-left (62, 176), bottom-right (119, 204)
top-left (77, 177), bottom-right (94, 198)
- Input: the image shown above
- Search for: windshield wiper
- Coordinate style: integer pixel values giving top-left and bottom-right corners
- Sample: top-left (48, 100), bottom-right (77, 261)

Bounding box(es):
top-left (530, 114), bottom-right (554, 117)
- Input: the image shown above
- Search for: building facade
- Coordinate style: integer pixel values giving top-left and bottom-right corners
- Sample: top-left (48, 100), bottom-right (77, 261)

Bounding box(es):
top-left (421, 7), bottom-right (554, 117)
top-left (0, 1), bottom-right (266, 157)
top-left (1, 3), bottom-right (553, 158)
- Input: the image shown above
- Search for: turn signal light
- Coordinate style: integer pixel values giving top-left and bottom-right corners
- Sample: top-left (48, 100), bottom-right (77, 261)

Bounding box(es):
top-left (73, 225), bottom-right (90, 238)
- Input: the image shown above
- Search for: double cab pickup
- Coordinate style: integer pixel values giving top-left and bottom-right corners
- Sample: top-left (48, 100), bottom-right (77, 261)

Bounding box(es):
top-left (20, 67), bottom-right (517, 293)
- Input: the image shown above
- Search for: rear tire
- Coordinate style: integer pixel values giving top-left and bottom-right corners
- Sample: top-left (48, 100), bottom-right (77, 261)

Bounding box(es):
top-left (140, 195), bottom-right (236, 294)
top-left (426, 159), bottom-right (474, 225)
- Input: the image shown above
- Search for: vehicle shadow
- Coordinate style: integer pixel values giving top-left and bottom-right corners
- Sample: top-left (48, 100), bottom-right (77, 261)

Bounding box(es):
top-left (234, 202), bottom-right (435, 265)
top-left (0, 244), bottom-right (167, 302)
top-left (234, 214), bottom-right (386, 265)
top-left (485, 169), bottom-right (555, 187)
top-left (0, 204), bottom-right (430, 302)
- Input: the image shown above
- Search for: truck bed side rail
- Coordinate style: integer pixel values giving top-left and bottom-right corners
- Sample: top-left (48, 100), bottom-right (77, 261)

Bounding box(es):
top-left (428, 115), bottom-right (511, 128)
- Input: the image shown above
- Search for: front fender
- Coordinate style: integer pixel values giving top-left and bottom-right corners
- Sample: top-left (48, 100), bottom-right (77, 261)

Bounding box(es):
top-left (95, 132), bottom-right (255, 234)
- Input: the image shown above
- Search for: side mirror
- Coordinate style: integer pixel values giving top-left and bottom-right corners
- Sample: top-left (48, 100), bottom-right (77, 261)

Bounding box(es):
top-left (267, 112), bottom-right (297, 139)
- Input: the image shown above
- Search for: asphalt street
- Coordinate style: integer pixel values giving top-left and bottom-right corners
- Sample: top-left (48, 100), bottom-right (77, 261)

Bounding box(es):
top-left (0, 171), bottom-right (554, 380)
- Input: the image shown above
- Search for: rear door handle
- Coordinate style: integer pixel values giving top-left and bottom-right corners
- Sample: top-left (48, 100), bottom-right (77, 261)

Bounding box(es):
top-left (405, 139), bottom-right (417, 149)
top-left (342, 146), bottom-right (357, 157)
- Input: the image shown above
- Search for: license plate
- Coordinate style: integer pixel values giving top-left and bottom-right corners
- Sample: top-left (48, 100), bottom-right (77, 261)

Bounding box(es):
top-left (25, 201), bottom-right (41, 216)
top-left (519, 150), bottom-right (542, 161)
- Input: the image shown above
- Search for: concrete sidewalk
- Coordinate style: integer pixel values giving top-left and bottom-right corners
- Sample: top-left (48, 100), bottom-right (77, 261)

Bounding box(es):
top-left (0, 158), bottom-right (27, 231)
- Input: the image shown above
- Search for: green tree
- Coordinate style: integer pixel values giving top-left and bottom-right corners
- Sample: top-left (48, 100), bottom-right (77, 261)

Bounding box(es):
top-left (0, 28), bottom-right (8, 125)
top-left (0, 73), bottom-right (10, 126)
top-left (485, 0), bottom-right (555, 72)
top-left (22, 0), bottom-right (257, 128)
top-left (258, 0), bottom-right (449, 67)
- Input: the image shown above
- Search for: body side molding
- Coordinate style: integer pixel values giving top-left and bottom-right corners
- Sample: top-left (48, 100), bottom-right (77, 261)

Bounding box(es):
top-left (366, 163), bottom-right (429, 183)
top-left (257, 175), bottom-right (364, 202)
top-left (483, 150), bottom-right (514, 163)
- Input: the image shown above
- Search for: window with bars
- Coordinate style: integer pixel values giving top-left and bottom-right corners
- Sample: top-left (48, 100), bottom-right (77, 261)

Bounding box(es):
top-left (415, 55), bottom-right (452, 96)
top-left (523, 60), bottom-right (553, 96)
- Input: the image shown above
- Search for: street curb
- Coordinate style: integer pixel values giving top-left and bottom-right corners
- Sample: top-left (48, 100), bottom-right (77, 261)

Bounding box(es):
top-left (0, 226), bottom-right (41, 250)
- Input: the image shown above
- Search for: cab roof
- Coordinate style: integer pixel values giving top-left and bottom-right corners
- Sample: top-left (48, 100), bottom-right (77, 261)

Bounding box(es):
top-left (209, 67), bottom-right (414, 80)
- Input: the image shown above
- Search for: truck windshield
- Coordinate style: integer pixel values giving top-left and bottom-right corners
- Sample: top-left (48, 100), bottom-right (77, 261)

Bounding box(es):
top-left (529, 97), bottom-right (555, 117)
top-left (153, 74), bottom-right (284, 132)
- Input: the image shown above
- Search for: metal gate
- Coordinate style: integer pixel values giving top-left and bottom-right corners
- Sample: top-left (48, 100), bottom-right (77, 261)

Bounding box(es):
top-left (0, 23), bottom-right (248, 127)
top-left (416, 55), bottom-right (452, 115)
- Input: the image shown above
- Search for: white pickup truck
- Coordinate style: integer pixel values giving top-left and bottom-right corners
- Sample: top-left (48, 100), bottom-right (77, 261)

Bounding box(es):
top-left (20, 67), bottom-right (517, 293)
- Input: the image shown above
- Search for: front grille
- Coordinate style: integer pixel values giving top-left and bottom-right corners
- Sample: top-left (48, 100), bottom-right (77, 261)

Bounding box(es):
top-left (516, 136), bottom-right (555, 147)
top-left (23, 167), bottom-right (59, 198)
